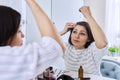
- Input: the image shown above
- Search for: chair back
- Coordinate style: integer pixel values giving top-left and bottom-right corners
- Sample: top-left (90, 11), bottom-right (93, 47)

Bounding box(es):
top-left (100, 59), bottom-right (120, 80)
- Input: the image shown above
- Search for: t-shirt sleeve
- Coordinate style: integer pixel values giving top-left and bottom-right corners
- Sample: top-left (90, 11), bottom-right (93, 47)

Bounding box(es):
top-left (88, 42), bottom-right (108, 62)
top-left (0, 37), bottom-right (63, 79)
top-left (32, 37), bottom-right (63, 75)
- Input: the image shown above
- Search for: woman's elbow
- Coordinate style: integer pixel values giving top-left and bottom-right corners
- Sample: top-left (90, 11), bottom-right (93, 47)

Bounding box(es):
top-left (96, 40), bottom-right (108, 49)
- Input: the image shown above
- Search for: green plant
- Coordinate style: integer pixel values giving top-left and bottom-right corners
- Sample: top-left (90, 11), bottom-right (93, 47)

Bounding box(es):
top-left (108, 47), bottom-right (120, 52)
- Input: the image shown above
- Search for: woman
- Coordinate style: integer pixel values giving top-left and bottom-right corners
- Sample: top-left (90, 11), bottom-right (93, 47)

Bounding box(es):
top-left (60, 6), bottom-right (108, 75)
top-left (0, 0), bottom-right (65, 80)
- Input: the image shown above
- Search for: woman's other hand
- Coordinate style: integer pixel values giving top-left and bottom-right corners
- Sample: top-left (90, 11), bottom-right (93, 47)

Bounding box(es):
top-left (79, 6), bottom-right (92, 19)
top-left (60, 23), bottom-right (75, 36)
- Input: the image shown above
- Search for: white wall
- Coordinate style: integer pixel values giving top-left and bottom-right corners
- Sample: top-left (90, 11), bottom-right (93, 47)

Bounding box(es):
top-left (84, 0), bottom-right (106, 31)
top-left (26, 0), bottom-right (51, 43)
top-left (0, 0), bottom-right (22, 12)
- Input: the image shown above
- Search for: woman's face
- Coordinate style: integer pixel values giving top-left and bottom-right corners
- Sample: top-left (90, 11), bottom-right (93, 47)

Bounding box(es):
top-left (71, 25), bottom-right (88, 49)
top-left (10, 27), bottom-right (24, 46)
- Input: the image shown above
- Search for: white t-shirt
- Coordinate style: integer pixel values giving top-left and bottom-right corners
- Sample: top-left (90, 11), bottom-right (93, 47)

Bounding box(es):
top-left (0, 37), bottom-right (63, 80)
top-left (63, 42), bottom-right (108, 75)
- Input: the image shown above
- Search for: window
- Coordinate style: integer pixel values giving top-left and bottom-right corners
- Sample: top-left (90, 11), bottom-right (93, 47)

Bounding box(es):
top-left (105, 0), bottom-right (120, 47)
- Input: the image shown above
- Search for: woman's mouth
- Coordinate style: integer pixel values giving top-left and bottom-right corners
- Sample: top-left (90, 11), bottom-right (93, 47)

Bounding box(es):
top-left (73, 40), bottom-right (79, 43)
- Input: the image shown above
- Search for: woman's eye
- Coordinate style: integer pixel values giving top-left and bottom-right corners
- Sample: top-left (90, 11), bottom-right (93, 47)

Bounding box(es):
top-left (80, 33), bottom-right (86, 35)
top-left (72, 31), bottom-right (77, 33)
top-left (18, 30), bottom-right (21, 33)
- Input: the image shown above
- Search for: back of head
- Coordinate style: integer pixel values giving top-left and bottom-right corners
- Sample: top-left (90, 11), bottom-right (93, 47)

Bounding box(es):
top-left (57, 74), bottom-right (74, 80)
top-left (0, 5), bottom-right (21, 46)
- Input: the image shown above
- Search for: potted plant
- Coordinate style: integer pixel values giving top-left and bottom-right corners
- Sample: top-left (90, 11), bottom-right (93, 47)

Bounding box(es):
top-left (108, 47), bottom-right (120, 56)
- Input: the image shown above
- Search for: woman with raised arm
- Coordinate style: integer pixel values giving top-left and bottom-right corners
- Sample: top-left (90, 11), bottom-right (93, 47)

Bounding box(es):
top-left (60, 6), bottom-right (108, 75)
top-left (0, 0), bottom-right (65, 80)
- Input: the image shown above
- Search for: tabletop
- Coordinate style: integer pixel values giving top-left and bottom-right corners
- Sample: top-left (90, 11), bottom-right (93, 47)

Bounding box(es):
top-left (62, 71), bottom-right (116, 80)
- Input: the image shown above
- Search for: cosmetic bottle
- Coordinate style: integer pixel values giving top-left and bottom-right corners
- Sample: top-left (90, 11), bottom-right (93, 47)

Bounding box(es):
top-left (78, 66), bottom-right (83, 78)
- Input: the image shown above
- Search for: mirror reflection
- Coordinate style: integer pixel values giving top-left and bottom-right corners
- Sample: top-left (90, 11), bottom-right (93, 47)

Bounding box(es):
top-left (0, 0), bottom-right (120, 80)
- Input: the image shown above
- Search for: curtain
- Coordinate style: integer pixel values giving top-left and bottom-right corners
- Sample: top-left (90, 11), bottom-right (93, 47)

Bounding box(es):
top-left (105, 0), bottom-right (120, 46)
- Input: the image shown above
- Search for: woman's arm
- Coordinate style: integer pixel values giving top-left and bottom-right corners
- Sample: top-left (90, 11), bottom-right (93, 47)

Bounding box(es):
top-left (25, 0), bottom-right (65, 51)
top-left (79, 6), bottom-right (108, 49)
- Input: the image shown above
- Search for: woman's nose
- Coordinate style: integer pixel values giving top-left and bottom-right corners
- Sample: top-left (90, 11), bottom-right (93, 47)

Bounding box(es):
top-left (75, 33), bottom-right (79, 38)
top-left (22, 32), bottom-right (24, 38)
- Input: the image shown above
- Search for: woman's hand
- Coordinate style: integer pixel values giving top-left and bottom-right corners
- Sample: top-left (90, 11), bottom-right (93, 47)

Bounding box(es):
top-left (59, 22), bottom-right (75, 36)
top-left (25, 0), bottom-right (34, 1)
top-left (64, 23), bottom-right (75, 32)
top-left (25, 0), bottom-right (34, 2)
top-left (79, 6), bottom-right (92, 19)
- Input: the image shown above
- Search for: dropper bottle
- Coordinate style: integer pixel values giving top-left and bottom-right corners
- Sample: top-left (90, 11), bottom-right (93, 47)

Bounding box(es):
top-left (78, 66), bottom-right (83, 79)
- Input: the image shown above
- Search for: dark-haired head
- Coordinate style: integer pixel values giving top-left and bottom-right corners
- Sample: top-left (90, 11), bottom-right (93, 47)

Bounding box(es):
top-left (68, 21), bottom-right (94, 48)
top-left (0, 5), bottom-right (21, 46)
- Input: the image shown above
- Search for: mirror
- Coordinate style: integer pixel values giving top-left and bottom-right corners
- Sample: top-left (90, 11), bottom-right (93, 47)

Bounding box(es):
top-left (0, 0), bottom-right (120, 46)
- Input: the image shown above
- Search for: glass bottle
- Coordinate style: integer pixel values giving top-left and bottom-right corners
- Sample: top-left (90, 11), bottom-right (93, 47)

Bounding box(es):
top-left (78, 66), bottom-right (83, 78)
